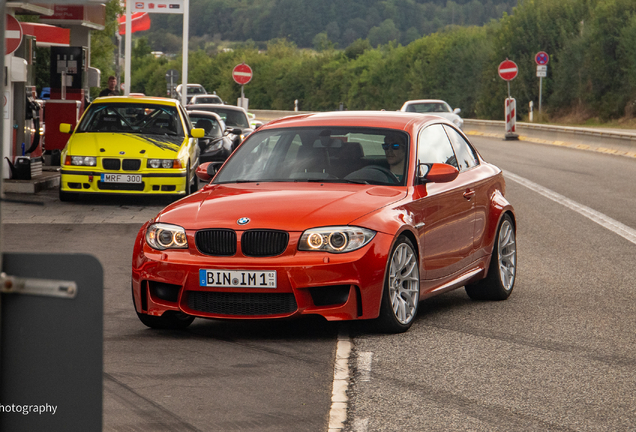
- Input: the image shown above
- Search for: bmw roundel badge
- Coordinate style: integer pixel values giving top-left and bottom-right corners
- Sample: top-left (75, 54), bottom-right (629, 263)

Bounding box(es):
top-left (237, 217), bottom-right (250, 225)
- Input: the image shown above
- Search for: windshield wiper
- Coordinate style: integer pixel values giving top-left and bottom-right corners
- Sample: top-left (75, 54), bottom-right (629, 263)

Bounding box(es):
top-left (294, 178), bottom-right (370, 184)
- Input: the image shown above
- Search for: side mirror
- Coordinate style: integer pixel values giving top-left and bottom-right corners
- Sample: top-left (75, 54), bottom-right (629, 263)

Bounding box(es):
top-left (418, 163), bottom-right (459, 183)
top-left (195, 161), bottom-right (224, 182)
top-left (191, 128), bottom-right (204, 138)
top-left (226, 127), bottom-right (242, 135)
top-left (59, 123), bottom-right (72, 134)
top-left (453, 108), bottom-right (461, 115)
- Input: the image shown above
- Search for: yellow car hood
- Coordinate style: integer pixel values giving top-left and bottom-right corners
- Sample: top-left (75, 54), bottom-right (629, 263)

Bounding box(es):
top-left (68, 132), bottom-right (185, 158)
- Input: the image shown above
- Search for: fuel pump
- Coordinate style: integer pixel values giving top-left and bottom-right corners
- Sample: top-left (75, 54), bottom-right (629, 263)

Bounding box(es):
top-left (6, 35), bottom-right (43, 180)
top-left (43, 46), bottom-right (88, 166)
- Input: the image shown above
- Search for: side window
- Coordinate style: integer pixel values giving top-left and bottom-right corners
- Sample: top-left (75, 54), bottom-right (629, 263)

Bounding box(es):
top-left (417, 124), bottom-right (457, 168)
top-left (443, 125), bottom-right (478, 170)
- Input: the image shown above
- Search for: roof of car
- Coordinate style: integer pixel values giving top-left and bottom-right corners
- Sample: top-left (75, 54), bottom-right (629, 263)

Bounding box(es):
top-left (186, 104), bottom-right (247, 113)
top-left (187, 110), bottom-right (224, 121)
top-left (92, 95), bottom-right (179, 106)
top-left (402, 99), bottom-right (448, 105)
top-left (262, 110), bottom-right (450, 131)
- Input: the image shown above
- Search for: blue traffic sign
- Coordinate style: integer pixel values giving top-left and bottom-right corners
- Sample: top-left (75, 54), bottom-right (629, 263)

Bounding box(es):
top-left (535, 51), bottom-right (549, 65)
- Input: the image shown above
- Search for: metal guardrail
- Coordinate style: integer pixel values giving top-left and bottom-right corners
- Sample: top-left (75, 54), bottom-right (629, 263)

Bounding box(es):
top-left (249, 110), bottom-right (636, 157)
top-left (463, 119), bottom-right (636, 157)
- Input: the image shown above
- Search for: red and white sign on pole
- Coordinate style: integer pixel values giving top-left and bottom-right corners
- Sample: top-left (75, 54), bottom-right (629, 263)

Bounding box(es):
top-left (232, 63), bottom-right (253, 85)
top-left (5, 14), bottom-right (23, 55)
top-left (498, 59), bottom-right (518, 81)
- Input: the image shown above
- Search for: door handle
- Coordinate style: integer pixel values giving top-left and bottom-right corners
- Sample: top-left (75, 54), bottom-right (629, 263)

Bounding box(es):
top-left (463, 189), bottom-right (475, 200)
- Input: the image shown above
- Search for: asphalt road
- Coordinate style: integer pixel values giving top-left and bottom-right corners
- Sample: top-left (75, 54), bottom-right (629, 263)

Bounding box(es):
top-left (2, 134), bottom-right (636, 431)
top-left (345, 137), bottom-right (636, 431)
top-left (1, 194), bottom-right (337, 432)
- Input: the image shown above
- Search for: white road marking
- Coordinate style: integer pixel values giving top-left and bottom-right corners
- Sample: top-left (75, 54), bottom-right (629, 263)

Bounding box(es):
top-left (504, 170), bottom-right (636, 245)
top-left (357, 352), bottom-right (373, 382)
top-left (328, 331), bottom-right (351, 431)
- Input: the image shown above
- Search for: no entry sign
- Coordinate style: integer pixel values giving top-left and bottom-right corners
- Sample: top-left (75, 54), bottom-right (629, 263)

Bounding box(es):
top-left (498, 59), bottom-right (518, 81)
top-left (5, 14), bottom-right (23, 55)
top-left (232, 63), bottom-right (253, 85)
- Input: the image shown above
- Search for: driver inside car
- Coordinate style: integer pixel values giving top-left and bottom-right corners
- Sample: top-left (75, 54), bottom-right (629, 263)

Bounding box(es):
top-left (382, 132), bottom-right (407, 181)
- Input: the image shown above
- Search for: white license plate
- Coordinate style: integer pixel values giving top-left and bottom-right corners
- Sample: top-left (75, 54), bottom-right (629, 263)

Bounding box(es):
top-left (199, 269), bottom-right (277, 288)
top-left (101, 173), bottom-right (142, 183)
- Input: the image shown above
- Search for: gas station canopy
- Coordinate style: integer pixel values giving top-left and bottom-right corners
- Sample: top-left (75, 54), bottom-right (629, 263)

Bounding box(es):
top-left (20, 22), bottom-right (70, 47)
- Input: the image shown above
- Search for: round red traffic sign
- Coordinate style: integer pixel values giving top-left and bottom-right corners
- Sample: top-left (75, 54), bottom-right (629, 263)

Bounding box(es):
top-left (535, 51), bottom-right (549, 65)
top-left (498, 59), bottom-right (518, 81)
top-left (5, 14), bottom-right (23, 55)
top-left (232, 63), bottom-right (253, 85)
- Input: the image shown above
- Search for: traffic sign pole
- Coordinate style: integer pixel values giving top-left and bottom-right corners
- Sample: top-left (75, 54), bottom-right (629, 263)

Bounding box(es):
top-left (539, 77), bottom-right (543, 115)
top-left (535, 52), bottom-right (549, 117)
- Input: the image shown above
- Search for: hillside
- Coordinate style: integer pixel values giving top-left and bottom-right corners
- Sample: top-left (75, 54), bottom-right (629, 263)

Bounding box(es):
top-left (139, 0), bottom-right (517, 52)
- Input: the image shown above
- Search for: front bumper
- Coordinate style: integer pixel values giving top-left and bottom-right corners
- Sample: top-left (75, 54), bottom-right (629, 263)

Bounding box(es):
top-left (132, 229), bottom-right (394, 322)
top-left (60, 168), bottom-right (187, 195)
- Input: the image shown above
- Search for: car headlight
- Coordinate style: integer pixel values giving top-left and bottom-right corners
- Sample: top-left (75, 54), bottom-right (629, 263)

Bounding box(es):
top-left (145, 223), bottom-right (188, 250)
top-left (299, 226), bottom-right (376, 253)
top-left (66, 156), bottom-right (96, 166)
top-left (147, 159), bottom-right (181, 169)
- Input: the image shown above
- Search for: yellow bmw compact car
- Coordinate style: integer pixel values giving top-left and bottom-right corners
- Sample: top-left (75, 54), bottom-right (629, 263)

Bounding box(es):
top-left (59, 96), bottom-right (204, 201)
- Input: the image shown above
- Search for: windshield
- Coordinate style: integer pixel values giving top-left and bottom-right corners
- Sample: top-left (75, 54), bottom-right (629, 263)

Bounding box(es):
top-left (214, 127), bottom-right (409, 186)
top-left (195, 107), bottom-right (249, 128)
top-left (406, 102), bottom-right (452, 113)
top-left (192, 96), bottom-right (222, 104)
top-left (77, 103), bottom-right (184, 136)
top-left (187, 85), bottom-right (206, 95)
top-left (190, 115), bottom-right (224, 138)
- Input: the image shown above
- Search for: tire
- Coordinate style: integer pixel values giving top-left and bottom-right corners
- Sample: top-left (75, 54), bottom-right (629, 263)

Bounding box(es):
top-left (465, 214), bottom-right (516, 301)
top-left (375, 236), bottom-right (420, 333)
top-left (59, 189), bottom-right (78, 202)
top-left (136, 311), bottom-right (195, 330)
top-left (190, 169), bottom-right (199, 194)
top-left (184, 163), bottom-right (199, 195)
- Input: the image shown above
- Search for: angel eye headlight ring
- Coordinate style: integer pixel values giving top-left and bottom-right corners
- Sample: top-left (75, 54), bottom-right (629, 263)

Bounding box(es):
top-left (146, 223), bottom-right (188, 250)
top-left (299, 226), bottom-right (375, 253)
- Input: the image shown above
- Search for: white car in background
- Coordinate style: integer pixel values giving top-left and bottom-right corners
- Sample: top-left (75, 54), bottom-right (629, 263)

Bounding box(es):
top-left (400, 99), bottom-right (464, 129)
top-left (175, 84), bottom-right (208, 104)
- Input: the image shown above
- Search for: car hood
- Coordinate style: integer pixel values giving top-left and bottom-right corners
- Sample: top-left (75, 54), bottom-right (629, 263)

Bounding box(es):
top-left (157, 183), bottom-right (407, 231)
top-left (67, 132), bottom-right (184, 158)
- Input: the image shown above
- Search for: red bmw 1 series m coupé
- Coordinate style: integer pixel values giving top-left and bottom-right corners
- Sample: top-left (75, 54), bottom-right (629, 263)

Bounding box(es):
top-left (132, 111), bottom-right (516, 333)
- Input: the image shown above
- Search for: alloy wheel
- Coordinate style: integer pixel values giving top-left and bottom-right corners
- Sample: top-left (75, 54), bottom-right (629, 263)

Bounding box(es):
top-left (388, 243), bottom-right (420, 324)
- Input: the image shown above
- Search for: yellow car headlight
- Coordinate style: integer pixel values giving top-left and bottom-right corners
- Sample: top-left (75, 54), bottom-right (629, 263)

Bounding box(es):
top-left (147, 159), bottom-right (181, 169)
top-left (65, 156), bottom-right (96, 166)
